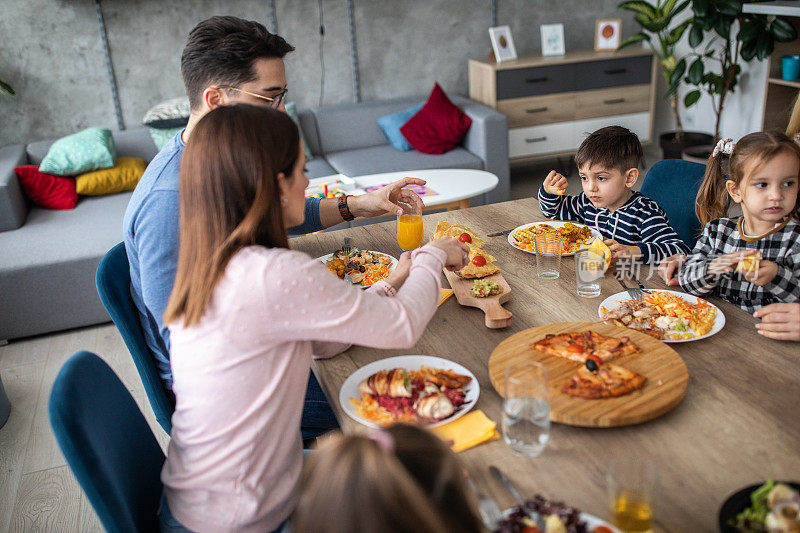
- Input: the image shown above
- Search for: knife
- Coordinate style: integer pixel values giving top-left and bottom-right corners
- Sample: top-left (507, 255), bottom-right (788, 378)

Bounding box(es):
top-left (489, 465), bottom-right (545, 529)
top-left (487, 229), bottom-right (514, 237)
top-left (467, 477), bottom-right (503, 530)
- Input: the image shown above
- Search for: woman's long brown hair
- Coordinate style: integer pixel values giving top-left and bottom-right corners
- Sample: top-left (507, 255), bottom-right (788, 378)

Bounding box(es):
top-left (293, 424), bottom-right (484, 533)
top-left (695, 131), bottom-right (800, 227)
top-left (164, 104), bottom-right (299, 327)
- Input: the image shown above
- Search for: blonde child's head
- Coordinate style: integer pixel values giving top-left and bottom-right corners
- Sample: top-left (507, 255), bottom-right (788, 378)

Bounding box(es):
top-left (292, 424), bottom-right (483, 533)
top-left (696, 132), bottom-right (800, 228)
top-left (575, 126), bottom-right (644, 211)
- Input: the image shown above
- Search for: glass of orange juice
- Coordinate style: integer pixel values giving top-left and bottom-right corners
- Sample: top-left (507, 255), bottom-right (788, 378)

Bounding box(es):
top-left (607, 459), bottom-right (658, 533)
top-left (396, 201), bottom-right (423, 250)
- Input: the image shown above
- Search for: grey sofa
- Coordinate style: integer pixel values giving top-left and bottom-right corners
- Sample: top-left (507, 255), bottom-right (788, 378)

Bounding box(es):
top-left (0, 95), bottom-right (508, 341)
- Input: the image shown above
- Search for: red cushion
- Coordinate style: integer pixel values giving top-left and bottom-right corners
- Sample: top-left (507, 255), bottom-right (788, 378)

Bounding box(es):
top-left (14, 166), bottom-right (78, 210)
top-left (400, 83), bottom-right (472, 155)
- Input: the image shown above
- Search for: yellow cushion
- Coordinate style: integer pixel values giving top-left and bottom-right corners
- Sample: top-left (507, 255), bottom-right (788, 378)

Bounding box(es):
top-left (75, 157), bottom-right (146, 196)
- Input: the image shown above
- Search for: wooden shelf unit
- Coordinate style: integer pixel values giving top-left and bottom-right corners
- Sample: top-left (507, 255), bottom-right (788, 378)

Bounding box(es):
top-left (756, 10), bottom-right (800, 132)
top-left (468, 48), bottom-right (657, 164)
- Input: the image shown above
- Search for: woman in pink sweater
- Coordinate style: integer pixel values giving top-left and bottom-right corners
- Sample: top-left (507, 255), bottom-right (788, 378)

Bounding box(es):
top-left (158, 104), bottom-right (469, 533)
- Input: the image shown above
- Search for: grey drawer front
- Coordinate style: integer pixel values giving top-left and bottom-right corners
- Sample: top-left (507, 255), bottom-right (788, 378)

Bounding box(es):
top-left (496, 63), bottom-right (575, 100)
top-left (578, 55), bottom-right (652, 91)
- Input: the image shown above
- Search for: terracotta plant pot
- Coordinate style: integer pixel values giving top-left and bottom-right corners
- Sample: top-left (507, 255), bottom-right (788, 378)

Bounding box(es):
top-left (659, 132), bottom-right (714, 159)
top-left (681, 145), bottom-right (714, 164)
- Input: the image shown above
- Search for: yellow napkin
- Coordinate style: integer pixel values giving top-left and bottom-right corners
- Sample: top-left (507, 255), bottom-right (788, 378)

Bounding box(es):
top-left (431, 410), bottom-right (500, 452)
top-left (439, 288), bottom-right (454, 306)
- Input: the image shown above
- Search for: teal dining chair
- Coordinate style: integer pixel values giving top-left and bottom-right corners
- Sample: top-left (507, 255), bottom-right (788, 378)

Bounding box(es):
top-left (96, 242), bottom-right (174, 434)
top-left (640, 159), bottom-right (706, 250)
top-left (49, 350), bottom-right (164, 533)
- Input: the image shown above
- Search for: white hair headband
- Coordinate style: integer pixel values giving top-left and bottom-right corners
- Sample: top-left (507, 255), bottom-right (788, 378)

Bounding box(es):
top-left (713, 138), bottom-right (735, 158)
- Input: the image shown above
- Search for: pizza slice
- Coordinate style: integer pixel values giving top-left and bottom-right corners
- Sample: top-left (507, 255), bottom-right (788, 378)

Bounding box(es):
top-left (531, 331), bottom-right (640, 363)
top-left (432, 221), bottom-right (484, 247)
top-left (457, 247), bottom-right (500, 279)
top-left (561, 363), bottom-right (646, 399)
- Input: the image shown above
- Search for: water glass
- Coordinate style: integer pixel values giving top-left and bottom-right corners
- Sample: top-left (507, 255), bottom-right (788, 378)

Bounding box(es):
top-left (575, 249), bottom-right (605, 298)
top-left (534, 233), bottom-right (563, 279)
top-left (607, 459), bottom-right (659, 533)
top-left (501, 361), bottom-right (550, 457)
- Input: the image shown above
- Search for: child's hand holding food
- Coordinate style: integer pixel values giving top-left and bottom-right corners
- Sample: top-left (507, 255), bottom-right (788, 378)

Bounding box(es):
top-left (603, 239), bottom-right (642, 260)
top-left (543, 170), bottom-right (568, 195)
top-left (708, 250), bottom-right (756, 276)
top-left (741, 258), bottom-right (778, 286)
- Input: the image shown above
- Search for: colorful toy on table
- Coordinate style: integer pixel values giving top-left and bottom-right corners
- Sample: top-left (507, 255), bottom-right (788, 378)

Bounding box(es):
top-left (305, 174), bottom-right (356, 199)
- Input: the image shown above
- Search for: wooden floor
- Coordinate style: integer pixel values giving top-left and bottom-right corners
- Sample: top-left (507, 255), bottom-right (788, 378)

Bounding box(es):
top-left (0, 324), bottom-right (169, 533)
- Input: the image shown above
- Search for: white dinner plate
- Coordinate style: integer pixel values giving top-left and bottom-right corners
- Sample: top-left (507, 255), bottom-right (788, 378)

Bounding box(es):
top-left (500, 507), bottom-right (621, 532)
top-left (339, 355), bottom-right (480, 428)
top-left (598, 289), bottom-right (726, 343)
top-left (508, 221), bottom-right (603, 256)
top-left (316, 251), bottom-right (398, 288)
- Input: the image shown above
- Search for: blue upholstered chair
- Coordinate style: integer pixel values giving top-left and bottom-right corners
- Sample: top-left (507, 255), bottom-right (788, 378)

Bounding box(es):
top-left (96, 242), bottom-right (174, 434)
top-left (49, 350), bottom-right (165, 533)
top-left (640, 159), bottom-right (706, 250)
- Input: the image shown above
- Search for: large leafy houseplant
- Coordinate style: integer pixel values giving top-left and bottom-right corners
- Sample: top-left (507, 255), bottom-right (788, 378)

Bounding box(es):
top-left (618, 0), bottom-right (693, 140)
top-left (683, 0), bottom-right (797, 143)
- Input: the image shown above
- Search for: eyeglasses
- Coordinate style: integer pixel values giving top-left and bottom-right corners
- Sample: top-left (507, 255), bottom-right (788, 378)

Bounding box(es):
top-left (221, 86), bottom-right (288, 108)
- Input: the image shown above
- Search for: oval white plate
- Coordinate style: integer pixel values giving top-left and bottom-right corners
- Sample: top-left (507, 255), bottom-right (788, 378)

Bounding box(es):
top-left (339, 355), bottom-right (480, 428)
top-left (500, 507), bottom-right (621, 532)
top-left (508, 221), bottom-right (603, 256)
top-left (317, 251), bottom-right (398, 288)
top-left (598, 289), bottom-right (726, 343)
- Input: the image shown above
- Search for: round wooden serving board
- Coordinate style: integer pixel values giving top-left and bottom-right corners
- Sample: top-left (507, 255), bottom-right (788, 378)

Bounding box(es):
top-left (488, 322), bottom-right (689, 428)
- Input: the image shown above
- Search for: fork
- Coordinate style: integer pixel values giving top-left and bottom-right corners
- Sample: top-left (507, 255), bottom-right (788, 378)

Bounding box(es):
top-left (617, 275), bottom-right (643, 301)
top-left (467, 477), bottom-right (503, 530)
top-left (342, 237), bottom-right (351, 255)
top-left (489, 466), bottom-right (545, 529)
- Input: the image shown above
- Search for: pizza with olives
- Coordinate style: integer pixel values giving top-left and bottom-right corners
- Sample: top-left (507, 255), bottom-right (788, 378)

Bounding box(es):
top-left (561, 362), bottom-right (646, 399)
top-left (531, 330), bottom-right (640, 363)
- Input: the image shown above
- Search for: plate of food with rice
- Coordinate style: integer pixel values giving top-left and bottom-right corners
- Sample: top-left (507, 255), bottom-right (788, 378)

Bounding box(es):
top-left (340, 355), bottom-right (479, 428)
top-left (598, 289), bottom-right (725, 342)
top-left (318, 247), bottom-right (398, 288)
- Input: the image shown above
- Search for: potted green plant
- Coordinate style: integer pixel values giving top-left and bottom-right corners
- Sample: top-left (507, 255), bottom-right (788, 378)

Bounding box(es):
top-left (681, 0), bottom-right (797, 161)
top-left (618, 0), bottom-right (714, 158)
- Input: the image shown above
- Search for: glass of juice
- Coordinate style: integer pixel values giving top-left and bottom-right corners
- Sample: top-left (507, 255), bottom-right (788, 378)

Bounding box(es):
top-left (396, 202), bottom-right (423, 250)
top-left (607, 459), bottom-right (658, 533)
top-left (501, 361), bottom-right (550, 457)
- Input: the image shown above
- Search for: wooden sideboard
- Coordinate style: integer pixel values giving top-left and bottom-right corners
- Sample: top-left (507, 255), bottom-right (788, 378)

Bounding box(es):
top-left (468, 48), bottom-right (657, 163)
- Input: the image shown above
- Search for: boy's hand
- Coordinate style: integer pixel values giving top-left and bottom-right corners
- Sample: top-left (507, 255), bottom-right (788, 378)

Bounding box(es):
top-left (741, 259), bottom-right (778, 286)
top-left (708, 250), bottom-right (755, 277)
top-left (543, 170), bottom-right (568, 195)
top-left (604, 239), bottom-right (641, 260)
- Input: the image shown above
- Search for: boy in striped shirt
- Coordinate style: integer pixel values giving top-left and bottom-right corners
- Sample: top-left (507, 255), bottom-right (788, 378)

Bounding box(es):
top-left (538, 126), bottom-right (690, 263)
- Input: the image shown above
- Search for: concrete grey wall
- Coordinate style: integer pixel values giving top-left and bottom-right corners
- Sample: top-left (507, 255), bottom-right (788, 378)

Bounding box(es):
top-left (0, 0), bottom-right (637, 147)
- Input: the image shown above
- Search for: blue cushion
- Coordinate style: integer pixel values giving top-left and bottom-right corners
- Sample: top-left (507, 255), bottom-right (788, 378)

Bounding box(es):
top-left (377, 103), bottom-right (424, 151)
top-left (640, 159), bottom-right (706, 249)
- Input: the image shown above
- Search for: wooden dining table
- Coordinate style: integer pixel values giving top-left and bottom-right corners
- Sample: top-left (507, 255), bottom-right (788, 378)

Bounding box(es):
top-left (289, 197), bottom-right (800, 532)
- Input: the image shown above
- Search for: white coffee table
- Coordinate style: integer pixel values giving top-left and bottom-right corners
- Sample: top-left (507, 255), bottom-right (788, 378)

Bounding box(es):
top-left (349, 169), bottom-right (499, 211)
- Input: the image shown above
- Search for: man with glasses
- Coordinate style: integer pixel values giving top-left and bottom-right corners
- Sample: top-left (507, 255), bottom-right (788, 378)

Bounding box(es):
top-left (124, 16), bottom-right (423, 441)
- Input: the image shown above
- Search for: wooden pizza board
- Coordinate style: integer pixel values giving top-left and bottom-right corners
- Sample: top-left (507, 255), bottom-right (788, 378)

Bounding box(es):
top-left (443, 269), bottom-right (512, 329)
top-left (488, 322), bottom-right (688, 427)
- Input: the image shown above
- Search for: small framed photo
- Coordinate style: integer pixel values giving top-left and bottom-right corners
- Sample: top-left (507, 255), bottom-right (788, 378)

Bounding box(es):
top-left (540, 23), bottom-right (566, 56)
top-left (595, 19), bottom-right (622, 51)
top-left (488, 25), bottom-right (518, 63)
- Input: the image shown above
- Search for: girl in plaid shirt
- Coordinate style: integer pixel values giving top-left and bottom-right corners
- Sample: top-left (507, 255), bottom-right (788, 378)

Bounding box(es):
top-left (679, 132), bottom-right (800, 313)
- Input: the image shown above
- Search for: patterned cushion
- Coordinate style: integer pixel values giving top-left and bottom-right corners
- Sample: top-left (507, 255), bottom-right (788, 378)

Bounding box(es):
top-left (284, 101), bottom-right (314, 160)
top-left (148, 127), bottom-right (183, 151)
top-left (75, 157), bottom-right (146, 196)
top-left (142, 97), bottom-right (191, 128)
top-left (38, 128), bottom-right (116, 176)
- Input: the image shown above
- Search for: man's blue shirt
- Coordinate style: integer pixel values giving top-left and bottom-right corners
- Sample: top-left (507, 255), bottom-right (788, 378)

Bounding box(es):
top-left (123, 131), bottom-right (323, 388)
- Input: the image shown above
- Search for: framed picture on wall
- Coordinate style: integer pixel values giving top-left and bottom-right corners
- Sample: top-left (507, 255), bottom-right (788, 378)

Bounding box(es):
top-left (595, 19), bottom-right (622, 51)
top-left (488, 25), bottom-right (518, 63)
top-left (540, 23), bottom-right (566, 56)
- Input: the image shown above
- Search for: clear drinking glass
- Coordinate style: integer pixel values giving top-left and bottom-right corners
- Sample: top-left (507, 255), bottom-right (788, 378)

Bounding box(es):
top-left (501, 361), bottom-right (550, 457)
top-left (607, 459), bottom-right (659, 533)
top-left (575, 249), bottom-right (606, 298)
top-left (396, 201), bottom-right (423, 251)
top-left (534, 232), bottom-right (563, 279)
